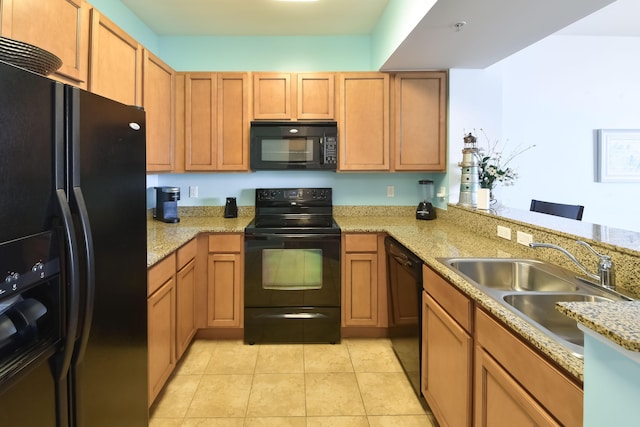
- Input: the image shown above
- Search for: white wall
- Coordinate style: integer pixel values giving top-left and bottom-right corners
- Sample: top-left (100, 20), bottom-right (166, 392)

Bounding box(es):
top-left (449, 35), bottom-right (640, 232)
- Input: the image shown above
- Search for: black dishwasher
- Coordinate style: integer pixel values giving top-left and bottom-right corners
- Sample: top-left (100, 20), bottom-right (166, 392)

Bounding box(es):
top-left (385, 236), bottom-right (425, 404)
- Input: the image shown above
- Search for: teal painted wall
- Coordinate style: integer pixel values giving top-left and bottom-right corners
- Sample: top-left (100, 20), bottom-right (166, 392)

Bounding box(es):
top-left (583, 334), bottom-right (640, 426)
top-left (159, 36), bottom-right (372, 71)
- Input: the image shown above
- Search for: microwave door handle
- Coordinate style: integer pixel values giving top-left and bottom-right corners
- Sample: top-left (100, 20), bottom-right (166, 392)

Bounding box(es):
top-left (319, 137), bottom-right (325, 165)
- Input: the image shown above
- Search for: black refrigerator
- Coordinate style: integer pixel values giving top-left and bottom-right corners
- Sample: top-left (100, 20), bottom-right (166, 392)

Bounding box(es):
top-left (0, 60), bottom-right (148, 426)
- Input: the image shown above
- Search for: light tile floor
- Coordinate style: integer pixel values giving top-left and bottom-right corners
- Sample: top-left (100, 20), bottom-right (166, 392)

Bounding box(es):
top-left (149, 338), bottom-right (438, 427)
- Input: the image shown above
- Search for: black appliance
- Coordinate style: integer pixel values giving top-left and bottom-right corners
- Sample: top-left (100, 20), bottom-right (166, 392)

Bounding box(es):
top-left (244, 188), bottom-right (341, 344)
top-left (0, 61), bottom-right (148, 426)
top-left (154, 186), bottom-right (180, 223)
top-left (224, 197), bottom-right (238, 218)
top-left (416, 179), bottom-right (436, 220)
top-left (250, 121), bottom-right (338, 170)
top-left (385, 236), bottom-right (426, 406)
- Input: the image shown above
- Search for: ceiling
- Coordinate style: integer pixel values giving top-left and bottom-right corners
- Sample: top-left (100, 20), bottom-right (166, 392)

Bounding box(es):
top-left (120, 0), bottom-right (639, 69)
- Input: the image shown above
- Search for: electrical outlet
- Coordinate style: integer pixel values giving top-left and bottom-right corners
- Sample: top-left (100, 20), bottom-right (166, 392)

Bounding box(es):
top-left (387, 185), bottom-right (395, 198)
top-left (497, 225), bottom-right (511, 240)
top-left (189, 185), bottom-right (198, 198)
top-left (517, 231), bottom-right (533, 246)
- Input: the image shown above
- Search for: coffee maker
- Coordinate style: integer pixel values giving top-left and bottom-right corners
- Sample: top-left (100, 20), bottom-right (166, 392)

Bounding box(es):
top-left (154, 186), bottom-right (180, 223)
top-left (416, 179), bottom-right (436, 220)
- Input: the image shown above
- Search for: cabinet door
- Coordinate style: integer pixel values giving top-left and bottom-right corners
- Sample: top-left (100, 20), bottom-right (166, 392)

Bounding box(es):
top-left (148, 278), bottom-right (176, 404)
top-left (185, 73), bottom-right (217, 170)
top-left (297, 73), bottom-right (335, 120)
top-left (207, 253), bottom-right (242, 327)
top-left (342, 252), bottom-right (378, 326)
top-left (253, 72), bottom-right (292, 120)
top-left (337, 73), bottom-right (390, 171)
top-left (88, 9), bottom-right (142, 105)
top-left (1, 0), bottom-right (89, 87)
top-left (143, 50), bottom-right (175, 172)
top-left (176, 258), bottom-right (196, 359)
top-left (393, 72), bottom-right (447, 171)
top-left (422, 292), bottom-right (472, 427)
top-left (475, 347), bottom-right (560, 427)
top-left (217, 72), bottom-right (250, 171)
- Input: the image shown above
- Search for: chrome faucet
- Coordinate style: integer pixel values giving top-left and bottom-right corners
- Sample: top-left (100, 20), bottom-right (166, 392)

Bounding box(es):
top-left (529, 240), bottom-right (616, 291)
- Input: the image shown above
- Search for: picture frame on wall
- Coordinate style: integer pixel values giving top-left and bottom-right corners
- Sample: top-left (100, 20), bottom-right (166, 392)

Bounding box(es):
top-left (596, 129), bottom-right (640, 183)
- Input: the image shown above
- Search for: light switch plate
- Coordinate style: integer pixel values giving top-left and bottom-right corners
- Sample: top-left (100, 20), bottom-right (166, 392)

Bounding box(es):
top-left (387, 185), bottom-right (395, 197)
top-left (497, 225), bottom-right (511, 240)
top-left (189, 186), bottom-right (198, 198)
top-left (517, 231), bottom-right (533, 246)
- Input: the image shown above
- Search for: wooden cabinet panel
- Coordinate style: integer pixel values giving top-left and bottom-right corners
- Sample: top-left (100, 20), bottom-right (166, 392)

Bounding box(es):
top-left (0, 0), bottom-right (90, 87)
top-left (393, 72), bottom-right (447, 171)
top-left (475, 346), bottom-right (560, 427)
top-left (475, 309), bottom-right (583, 427)
top-left (88, 9), bottom-right (142, 105)
top-left (143, 49), bottom-right (175, 172)
top-left (253, 72), bottom-right (292, 120)
top-left (185, 72), bottom-right (216, 170)
top-left (337, 73), bottom-right (390, 171)
top-left (147, 274), bottom-right (175, 405)
top-left (343, 252), bottom-right (378, 326)
top-left (422, 291), bottom-right (473, 427)
top-left (217, 73), bottom-right (250, 171)
top-left (423, 264), bottom-right (472, 332)
top-left (344, 233), bottom-right (378, 252)
top-left (207, 253), bottom-right (242, 327)
top-left (148, 254), bottom-right (176, 296)
top-left (176, 258), bottom-right (196, 359)
top-left (297, 73), bottom-right (335, 120)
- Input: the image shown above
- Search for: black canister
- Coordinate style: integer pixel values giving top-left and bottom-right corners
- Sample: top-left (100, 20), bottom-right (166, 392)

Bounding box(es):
top-left (224, 197), bottom-right (238, 218)
top-left (154, 186), bottom-right (180, 223)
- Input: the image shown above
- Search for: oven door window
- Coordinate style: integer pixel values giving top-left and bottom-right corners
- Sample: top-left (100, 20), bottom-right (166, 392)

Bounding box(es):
top-left (262, 248), bottom-right (322, 290)
top-left (261, 138), bottom-right (315, 162)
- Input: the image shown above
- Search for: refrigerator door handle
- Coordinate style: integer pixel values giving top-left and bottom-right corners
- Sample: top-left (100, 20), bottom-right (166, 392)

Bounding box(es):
top-left (54, 189), bottom-right (80, 378)
top-left (71, 186), bottom-right (95, 363)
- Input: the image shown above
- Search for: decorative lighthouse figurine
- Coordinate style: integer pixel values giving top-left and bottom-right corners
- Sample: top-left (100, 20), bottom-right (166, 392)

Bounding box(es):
top-left (458, 132), bottom-right (480, 208)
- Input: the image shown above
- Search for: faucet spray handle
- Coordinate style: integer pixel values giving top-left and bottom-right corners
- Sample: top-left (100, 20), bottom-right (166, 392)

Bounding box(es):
top-left (576, 240), bottom-right (611, 262)
top-left (576, 241), bottom-right (615, 290)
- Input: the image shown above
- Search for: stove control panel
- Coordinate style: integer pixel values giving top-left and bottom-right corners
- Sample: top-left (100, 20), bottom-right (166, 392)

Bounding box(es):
top-left (256, 188), bottom-right (332, 203)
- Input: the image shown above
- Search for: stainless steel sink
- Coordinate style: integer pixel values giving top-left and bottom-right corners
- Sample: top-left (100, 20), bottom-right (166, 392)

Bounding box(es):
top-left (502, 293), bottom-right (616, 350)
top-left (437, 257), bottom-right (632, 357)
top-left (445, 258), bottom-right (579, 292)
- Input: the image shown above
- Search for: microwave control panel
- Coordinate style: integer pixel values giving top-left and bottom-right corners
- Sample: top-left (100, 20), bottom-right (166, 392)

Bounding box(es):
top-left (323, 136), bottom-right (337, 164)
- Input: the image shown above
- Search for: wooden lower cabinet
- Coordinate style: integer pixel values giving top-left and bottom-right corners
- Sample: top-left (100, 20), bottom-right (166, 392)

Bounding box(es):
top-left (475, 309), bottom-right (583, 427)
top-left (147, 253), bottom-right (176, 405)
top-left (207, 233), bottom-right (243, 328)
top-left (422, 266), bottom-right (473, 427)
top-left (341, 233), bottom-right (388, 330)
top-left (176, 239), bottom-right (197, 359)
top-left (475, 346), bottom-right (560, 427)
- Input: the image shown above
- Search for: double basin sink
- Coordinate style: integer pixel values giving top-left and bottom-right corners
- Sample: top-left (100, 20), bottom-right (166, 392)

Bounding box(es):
top-left (438, 258), bottom-right (632, 357)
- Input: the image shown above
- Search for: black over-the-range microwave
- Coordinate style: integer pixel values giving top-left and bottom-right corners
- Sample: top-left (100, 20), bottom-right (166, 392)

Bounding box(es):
top-left (249, 121), bottom-right (338, 170)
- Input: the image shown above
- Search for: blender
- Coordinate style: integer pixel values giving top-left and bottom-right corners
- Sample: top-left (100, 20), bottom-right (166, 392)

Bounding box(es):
top-left (416, 179), bottom-right (436, 220)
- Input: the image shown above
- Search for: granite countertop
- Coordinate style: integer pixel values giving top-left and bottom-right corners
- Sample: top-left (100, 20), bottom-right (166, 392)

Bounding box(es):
top-left (558, 301), bottom-right (640, 353)
top-left (146, 207), bottom-right (640, 382)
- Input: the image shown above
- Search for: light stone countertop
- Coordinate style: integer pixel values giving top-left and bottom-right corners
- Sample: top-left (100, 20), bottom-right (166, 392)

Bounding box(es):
top-left (146, 206), bottom-right (640, 382)
top-left (557, 301), bottom-right (640, 353)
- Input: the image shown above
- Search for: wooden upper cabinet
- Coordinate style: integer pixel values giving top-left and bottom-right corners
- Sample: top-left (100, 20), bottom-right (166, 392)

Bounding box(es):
top-left (0, 0), bottom-right (90, 87)
top-left (182, 72), bottom-right (250, 172)
top-left (88, 9), bottom-right (142, 106)
top-left (217, 73), bottom-right (250, 171)
top-left (337, 73), bottom-right (390, 171)
top-left (253, 72), bottom-right (292, 120)
top-left (392, 72), bottom-right (447, 171)
top-left (297, 73), bottom-right (335, 120)
top-left (185, 73), bottom-right (217, 170)
top-left (143, 50), bottom-right (175, 173)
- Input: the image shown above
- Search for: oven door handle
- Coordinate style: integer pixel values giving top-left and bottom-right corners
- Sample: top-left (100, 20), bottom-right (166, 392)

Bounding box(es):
top-left (256, 312), bottom-right (329, 320)
top-left (245, 233), bottom-right (340, 240)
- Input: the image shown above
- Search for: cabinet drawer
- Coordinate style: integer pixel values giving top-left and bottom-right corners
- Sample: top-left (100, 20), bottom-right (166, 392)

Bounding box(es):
top-left (208, 233), bottom-right (242, 253)
top-left (177, 238), bottom-right (197, 270)
top-left (344, 233), bottom-right (378, 252)
top-left (148, 253), bottom-right (176, 296)
top-left (423, 265), bottom-right (472, 333)
top-left (475, 309), bottom-right (583, 427)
